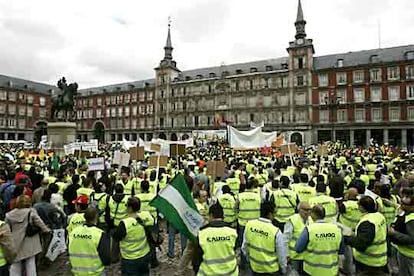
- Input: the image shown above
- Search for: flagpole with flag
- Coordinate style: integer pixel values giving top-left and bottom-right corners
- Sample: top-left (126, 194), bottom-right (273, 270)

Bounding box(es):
top-left (150, 173), bottom-right (203, 241)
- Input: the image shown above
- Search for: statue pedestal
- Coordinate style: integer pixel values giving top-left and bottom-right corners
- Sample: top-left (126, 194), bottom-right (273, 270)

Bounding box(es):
top-left (47, 122), bottom-right (77, 156)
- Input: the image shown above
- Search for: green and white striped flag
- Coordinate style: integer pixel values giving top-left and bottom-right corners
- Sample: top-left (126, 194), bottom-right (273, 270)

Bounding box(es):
top-left (150, 173), bottom-right (203, 241)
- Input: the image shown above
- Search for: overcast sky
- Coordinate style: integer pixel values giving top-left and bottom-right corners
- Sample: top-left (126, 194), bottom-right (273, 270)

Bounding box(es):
top-left (0, 0), bottom-right (412, 88)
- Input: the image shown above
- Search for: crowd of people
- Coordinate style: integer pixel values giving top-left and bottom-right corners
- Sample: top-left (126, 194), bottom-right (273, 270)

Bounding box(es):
top-left (0, 141), bottom-right (411, 275)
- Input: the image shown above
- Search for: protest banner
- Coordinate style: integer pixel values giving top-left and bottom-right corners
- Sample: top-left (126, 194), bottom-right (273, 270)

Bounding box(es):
top-left (88, 157), bottom-right (105, 171)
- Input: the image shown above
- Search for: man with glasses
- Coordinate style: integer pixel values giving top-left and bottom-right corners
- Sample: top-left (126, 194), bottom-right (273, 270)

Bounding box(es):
top-left (283, 202), bottom-right (311, 275)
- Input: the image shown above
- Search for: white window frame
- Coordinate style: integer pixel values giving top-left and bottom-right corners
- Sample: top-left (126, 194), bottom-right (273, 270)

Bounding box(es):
top-left (353, 70), bottom-right (364, 83)
top-left (406, 65), bottom-right (414, 80)
top-left (408, 107), bottom-right (414, 120)
top-left (39, 97), bottom-right (46, 107)
top-left (388, 86), bottom-right (400, 101)
top-left (337, 89), bottom-right (347, 104)
top-left (407, 85), bottom-right (414, 100)
top-left (371, 108), bottom-right (382, 122)
top-left (371, 87), bottom-right (382, 102)
top-left (337, 109), bottom-right (347, 123)
top-left (388, 67), bottom-right (400, 80)
top-left (355, 109), bottom-right (365, 122)
top-left (336, 72), bottom-right (347, 85)
top-left (353, 88), bottom-right (365, 103)
top-left (319, 110), bottom-right (328, 123)
top-left (319, 91), bottom-right (328, 105)
top-left (389, 107), bottom-right (400, 122)
top-left (370, 68), bottom-right (382, 82)
top-left (318, 74), bottom-right (328, 87)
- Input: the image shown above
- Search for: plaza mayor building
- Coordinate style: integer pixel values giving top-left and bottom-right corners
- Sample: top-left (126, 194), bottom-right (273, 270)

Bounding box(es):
top-left (0, 0), bottom-right (413, 147)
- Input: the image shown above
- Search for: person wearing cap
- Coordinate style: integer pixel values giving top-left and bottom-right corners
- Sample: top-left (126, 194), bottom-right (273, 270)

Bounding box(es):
top-left (68, 206), bottom-right (111, 276)
top-left (388, 187), bottom-right (414, 276)
top-left (66, 195), bottom-right (89, 235)
top-left (346, 196), bottom-right (388, 275)
top-left (113, 197), bottom-right (151, 275)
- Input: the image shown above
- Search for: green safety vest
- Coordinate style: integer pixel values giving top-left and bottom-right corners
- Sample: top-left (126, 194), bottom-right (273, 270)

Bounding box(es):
top-left (271, 189), bottom-right (297, 223)
top-left (108, 196), bottom-right (129, 227)
top-left (392, 213), bottom-right (414, 258)
top-left (353, 212), bottom-right (387, 267)
top-left (291, 184), bottom-right (315, 203)
top-left (69, 225), bottom-right (104, 276)
top-left (217, 193), bottom-right (236, 224)
top-left (120, 217), bottom-right (150, 260)
top-left (245, 219), bottom-right (280, 273)
top-left (339, 200), bottom-right (363, 230)
top-left (309, 195), bottom-right (338, 222)
top-left (0, 222), bottom-right (7, 267)
top-left (67, 212), bottom-right (86, 234)
top-left (304, 222), bottom-right (342, 276)
top-left (288, 214), bottom-right (306, 260)
top-left (226, 178), bottom-right (240, 195)
top-left (198, 226), bottom-right (238, 276)
top-left (76, 187), bottom-right (94, 198)
top-left (237, 191), bottom-right (261, 226)
top-left (381, 195), bottom-right (399, 226)
top-left (136, 193), bottom-right (157, 218)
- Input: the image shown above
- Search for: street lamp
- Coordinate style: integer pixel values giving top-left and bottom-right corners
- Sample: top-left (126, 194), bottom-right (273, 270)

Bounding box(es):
top-left (324, 91), bottom-right (341, 142)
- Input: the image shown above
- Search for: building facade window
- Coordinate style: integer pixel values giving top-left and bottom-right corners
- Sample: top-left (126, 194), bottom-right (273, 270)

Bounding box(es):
top-left (8, 104), bottom-right (16, 115)
top-left (147, 92), bottom-right (153, 101)
top-left (389, 107), bottom-right (400, 121)
top-left (408, 107), bottom-right (414, 120)
top-left (353, 88), bottom-right (365, 103)
top-left (0, 91), bottom-right (6, 101)
top-left (388, 67), bottom-right (400, 80)
top-left (96, 109), bottom-right (102, 118)
top-left (371, 87), bottom-right (382, 102)
top-left (139, 105), bottom-right (146, 115)
top-left (27, 106), bottom-right (33, 117)
top-left (336, 72), bottom-right (347, 85)
top-left (124, 106), bottom-right (130, 117)
top-left (407, 85), bottom-right (414, 100)
top-left (39, 108), bottom-right (46, 118)
top-left (318, 73), bottom-right (328, 87)
top-left (337, 109), bottom-right (347, 122)
top-left (19, 107), bottom-right (25, 116)
top-left (131, 93), bottom-right (137, 102)
top-left (111, 107), bottom-right (116, 117)
top-left (388, 86), bottom-right (400, 101)
top-left (0, 104), bottom-right (5, 114)
top-left (319, 91), bottom-right (328, 105)
top-left (97, 98), bottom-right (102, 106)
top-left (406, 65), bottom-right (414, 80)
top-left (27, 95), bottom-right (33, 104)
top-left (147, 104), bottom-right (153, 114)
top-left (319, 110), bottom-right (328, 123)
top-left (8, 92), bottom-right (16, 102)
top-left (105, 109), bottom-right (110, 118)
top-left (371, 108), bottom-right (382, 122)
top-left (370, 68), bottom-right (382, 82)
top-left (132, 106), bottom-right (137, 116)
top-left (337, 89), bottom-right (347, 103)
top-left (355, 109), bottom-right (365, 122)
top-left (296, 75), bottom-right (304, 86)
top-left (353, 70), bottom-right (364, 83)
top-left (18, 119), bottom-right (25, 129)
top-left (118, 107), bottom-right (123, 117)
top-left (39, 97), bottom-right (46, 106)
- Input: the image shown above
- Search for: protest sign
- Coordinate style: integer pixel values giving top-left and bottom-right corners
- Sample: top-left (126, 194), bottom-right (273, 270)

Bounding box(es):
top-left (88, 157), bottom-right (105, 171)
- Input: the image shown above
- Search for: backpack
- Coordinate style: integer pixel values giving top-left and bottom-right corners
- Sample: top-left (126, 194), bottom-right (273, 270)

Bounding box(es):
top-left (0, 183), bottom-right (14, 220)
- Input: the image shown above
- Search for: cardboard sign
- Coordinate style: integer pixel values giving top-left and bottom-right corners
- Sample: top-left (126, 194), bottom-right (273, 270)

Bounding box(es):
top-left (206, 161), bottom-right (226, 180)
top-left (113, 151), bottom-right (130, 167)
top-left (150, 143), bottom-right (161, 152)
top-left (280, 143), bottom-right (297, 155)
top-left (88, 157), bottom-right (105, 171)
top-left (80, 151), bottom-right (91, 158)
top-left (129, 147), bottom-right (145, 161)
top-left (170, 144), bottom-right (186, 157)
top-left (317, 145), bottom-right (329, 157)
top-left (149, 155), bottom-right (168, 168)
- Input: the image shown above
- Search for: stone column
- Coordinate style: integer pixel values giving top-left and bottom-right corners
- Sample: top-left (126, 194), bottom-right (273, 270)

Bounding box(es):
top-left (350, 130), bottom-right (355, 147)
top-left (402, 129), bottom-right (408, 148)
top-left (366, 129), bottom-right (371, 147)
top-left (332, 129), bottom-right (336, 142)
top-left (383, 129), bottom-right (389, 144)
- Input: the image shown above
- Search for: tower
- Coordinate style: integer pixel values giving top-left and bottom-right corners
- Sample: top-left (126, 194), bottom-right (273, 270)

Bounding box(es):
top-left (154, 21), bottom-right (181, 139)
top-left (287, 0), bottom-right (315, 144)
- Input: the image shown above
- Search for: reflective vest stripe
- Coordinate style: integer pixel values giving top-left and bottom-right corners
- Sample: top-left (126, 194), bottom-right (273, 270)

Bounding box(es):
top-left (307, 249), bottom-right (339, 255)
top-left (393, 213), bottom-right (414, 258)
top-left (246, 243), bottom-right (276, 255)
top-left (122, 242), bottom-right (149, 254)
top-left (70, 253), bottom-right (100, 259)
top-left (198, 265), bottom-right (237, 276)
top-left (240, 208), bottom-right (261, 212)
top-left (341, 214), bottom-right (360, 223)
top-left (203, 255), bottom-right (235, 265)
top-left (356, 251), bottom-right (387, 258)
top-left (248, 255), bottom-right (278, 266)
top-left (72, 265), bottom-right (103, 272)
top-left (304, 260), bottom-right (338, 268)
top-left (124, 235), bottom-right (146, 243)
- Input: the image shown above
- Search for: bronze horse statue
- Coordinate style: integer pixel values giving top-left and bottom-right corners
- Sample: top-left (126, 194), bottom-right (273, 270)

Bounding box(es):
top-left (50, 77), bottom-right (78, 121)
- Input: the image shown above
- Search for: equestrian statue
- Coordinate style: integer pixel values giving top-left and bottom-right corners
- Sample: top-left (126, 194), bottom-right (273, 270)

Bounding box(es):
top-left (50, 77), bottom-right (78, 121)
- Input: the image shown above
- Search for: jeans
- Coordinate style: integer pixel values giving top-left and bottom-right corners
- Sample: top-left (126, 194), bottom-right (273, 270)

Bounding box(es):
top-left (291, 260), bottom-right (305, 275)
top-left (10, 256), bottom-right (36, 276)
top-left (342, 245), bottom-right (355, 275)
top-left (121, 253), bottom-right (150, 276)
top-left (397, 251), bottom-right (414, 276)
top-left (0, 265), bottom-right (8, 276)
top-left (237, 225), bottom-right (247, 269)
top-left (167, 223), bottom-right (187, 258)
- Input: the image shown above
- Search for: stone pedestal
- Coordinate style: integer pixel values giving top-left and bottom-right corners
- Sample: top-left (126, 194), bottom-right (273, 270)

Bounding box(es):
top-left (47, 122), bottom-right (77, 156)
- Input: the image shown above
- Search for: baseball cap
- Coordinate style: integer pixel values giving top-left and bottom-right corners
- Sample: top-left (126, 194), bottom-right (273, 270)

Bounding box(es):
top-left (72, 195), bottom-right (89, 205)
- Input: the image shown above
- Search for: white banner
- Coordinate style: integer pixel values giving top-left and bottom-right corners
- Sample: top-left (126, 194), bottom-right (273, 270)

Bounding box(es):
top-left (150, 138), bottom-right (194, 156)
top-left (88, 157), bottom-right (105, 171)
top-left (63, 140), bottom-right (98, 155)
top-left (45, 229), bottom-right (66, 262)
top-left (228, 126), bottom-right (277, 148)
top-left (113, 151), bottom-right (130, 167)
top-left (192, 130), bottom-right (227, 140)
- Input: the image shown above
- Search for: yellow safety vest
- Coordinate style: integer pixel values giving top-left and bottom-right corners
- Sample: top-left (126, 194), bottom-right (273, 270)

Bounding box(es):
top-left (339, 200), bottom-right (363, 230)
top-left (353, 212), bottom-right (387, 267)
top-left (120, 217), bottom-right (150, 260)
top-left (360, 175), bottom-right (370, 187)
top-left (392, 213), bottom-right (414, 258)
top-left (217, 193), bottom-right (236, 224)
top-left (198, 225), bottom-right (238, 276)
top-left (108, 196), bottom-right (129, 227)
top-left (288, 214), bottom-right (306, 260)
top-left (136, 193), bottom-right (157, 218)
top-left (381, 195), bottom-right (399, 226)
top-left (148, 181), bottom-right (158, 195)
top-left (137, 211), bottom-right (155, 227)
top-left (237, 191), bottom-right (261, 226)
top-left (304, 222), bottom-right (342, 276)
top-left (226, 178), bottom-right (240, 195)
top-left (309, 195), bottom-right (338, 222)
top-left (271, 189), bottom-right (297, 223)
top-left (367, 164), bottom-right (376, 180)
top-left (69, 225), bottom-right (104, 276)
top-left (92, 192), bottom-right (108, 224)
top-left (0, 222), bottom-right (7, 266)
top-left (123, 179), bottom-right (140, 196)
top-left (291, 184), bottom-right (315, 203)
top-left (56, 181), bottom-right (67, 195)
top-left (245, 219), bottom-right (280, 273)
top-left (76, 187), bottom-right (94, 198)
top-left (67, 212), bottom-right (86, 234)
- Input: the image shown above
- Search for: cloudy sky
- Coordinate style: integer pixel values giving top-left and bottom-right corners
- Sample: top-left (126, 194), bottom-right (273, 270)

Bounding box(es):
top-left (0, 0), bottom-right (412, 88)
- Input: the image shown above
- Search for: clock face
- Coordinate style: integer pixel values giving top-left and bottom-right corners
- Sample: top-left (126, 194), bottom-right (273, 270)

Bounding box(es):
top-left (297, 38), bottom-right (304, 45)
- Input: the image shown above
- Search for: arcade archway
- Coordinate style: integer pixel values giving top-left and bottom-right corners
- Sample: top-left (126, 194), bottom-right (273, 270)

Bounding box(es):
top-left (93, 121), bottom-right (105, 143)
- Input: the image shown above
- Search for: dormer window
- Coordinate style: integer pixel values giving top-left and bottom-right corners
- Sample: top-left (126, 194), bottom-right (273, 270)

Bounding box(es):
top-left (185, 76), bottom-right (191, 81)
top-left (337, 59), bottom-right (344, 68)
top-left (405, 51), bottom-right (414, 60)
top-left (196, 74), bottom-right (203, 79)
top-left (222, 71), bottom-right (229, 77)
top-left (209, 72), bottom-right (216, 78)
top-left (250, 67), bottom-right (258, 73)
top-left (281, 63), bottom-right (288, 70)
top-left (265, 66), bottom-right (273, 71)
top-left (370, 55), bottom-right (380, 63)
top-left (236, 69), bottom-right (243, 74)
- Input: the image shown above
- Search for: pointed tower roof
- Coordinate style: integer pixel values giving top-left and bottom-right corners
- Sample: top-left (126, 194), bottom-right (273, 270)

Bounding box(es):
top-left (157, 19), bottom-right (180, 72)
top-left (295, 0), bottom-right (307, 39)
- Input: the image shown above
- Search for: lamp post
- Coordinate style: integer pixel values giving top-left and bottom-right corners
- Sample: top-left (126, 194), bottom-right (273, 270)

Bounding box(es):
top-left (324, 91), bottom-right (341, 142)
